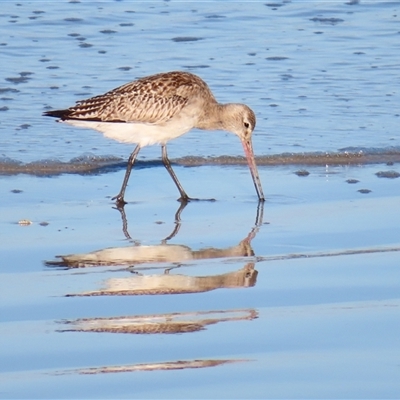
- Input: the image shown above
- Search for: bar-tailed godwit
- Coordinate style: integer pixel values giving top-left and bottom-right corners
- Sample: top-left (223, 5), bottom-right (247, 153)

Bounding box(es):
top-left (44, 71), bottom-right (265, 205)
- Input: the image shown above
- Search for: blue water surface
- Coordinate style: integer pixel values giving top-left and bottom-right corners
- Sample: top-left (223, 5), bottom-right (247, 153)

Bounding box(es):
top-left (0, 1), bottom-right (399, 163)
top-left (1, 2), bottom-right (400, 399)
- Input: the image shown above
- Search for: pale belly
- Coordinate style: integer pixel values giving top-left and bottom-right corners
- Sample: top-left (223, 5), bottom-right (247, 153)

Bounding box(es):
top-left (61, 118), bottom-right (195, 147)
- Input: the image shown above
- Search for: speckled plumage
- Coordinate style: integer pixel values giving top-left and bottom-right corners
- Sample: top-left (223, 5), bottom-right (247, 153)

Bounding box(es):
top-left (44, 71), bottom-right (264, 204)
top-left (45, 71), bottom-right (216, 125)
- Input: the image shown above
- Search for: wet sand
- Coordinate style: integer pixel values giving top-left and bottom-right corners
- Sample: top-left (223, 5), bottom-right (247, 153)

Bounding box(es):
top-left (1, 163), bottom-right (399, 399)
top-left (1, 149), bottom-right (400, 176)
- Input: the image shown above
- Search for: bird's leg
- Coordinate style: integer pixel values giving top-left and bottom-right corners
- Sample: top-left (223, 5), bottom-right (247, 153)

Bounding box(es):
top-left (112, 203), bottom-right (132, 240)
top-left (112, 145), bottom-right (141, 205)
top-left (162, 201), bottom-right (188, 243)
top-left (161, 145), bottom-right (191, 202)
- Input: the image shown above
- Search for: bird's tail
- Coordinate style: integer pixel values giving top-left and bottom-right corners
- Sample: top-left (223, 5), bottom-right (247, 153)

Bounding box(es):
top-left (43, 109), bottom-right (69, 119)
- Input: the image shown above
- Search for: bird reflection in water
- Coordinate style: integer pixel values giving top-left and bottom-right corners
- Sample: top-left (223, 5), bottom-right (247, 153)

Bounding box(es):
top-left (51, 203), bottom-right (264, 375)
top-left (59, 309), bottom-right (258, 335)
top-left (57, 310), bottom-right (254, 374)
top-left (69, 359), bottom-right (250, 375)
top-left (48, 201), bottom-right (264, 297)
top-left (49, 201), bottom-right (264, 268)
top-left (66, 262), bottom-right (257, 297)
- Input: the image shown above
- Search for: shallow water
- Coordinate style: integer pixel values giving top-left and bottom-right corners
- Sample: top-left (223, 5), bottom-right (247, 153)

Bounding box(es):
top-left (1, 2), bottom-right (400, 399)
top-left (2, 163), bottom-right (400, 398)
top-left (1, 1), bottom-right (400, 165)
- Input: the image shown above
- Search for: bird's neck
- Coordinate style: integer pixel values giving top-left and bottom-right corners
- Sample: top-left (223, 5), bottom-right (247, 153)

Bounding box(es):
top-left (196, 103), bottom-right (232, 131)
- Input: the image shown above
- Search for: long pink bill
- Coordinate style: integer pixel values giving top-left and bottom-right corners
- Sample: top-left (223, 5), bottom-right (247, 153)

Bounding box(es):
top-left (241, 139), bottom-right (265, 201)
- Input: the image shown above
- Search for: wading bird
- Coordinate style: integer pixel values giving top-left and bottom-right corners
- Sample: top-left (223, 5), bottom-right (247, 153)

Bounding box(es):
top-left (44, 71), bottom-right (265, 205)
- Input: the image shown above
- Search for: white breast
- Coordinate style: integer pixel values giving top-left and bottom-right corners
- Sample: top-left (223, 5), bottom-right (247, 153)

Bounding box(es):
top-left (62, 120), bottom-right (188, 147)
top-left (61, 105), bottom-right (199, 147)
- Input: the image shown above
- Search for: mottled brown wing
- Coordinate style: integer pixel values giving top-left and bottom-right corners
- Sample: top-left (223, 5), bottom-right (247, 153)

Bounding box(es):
top-left (67, 92), bottom-right (189, 123)
top-left (62, 71), bottom-right (213, 124)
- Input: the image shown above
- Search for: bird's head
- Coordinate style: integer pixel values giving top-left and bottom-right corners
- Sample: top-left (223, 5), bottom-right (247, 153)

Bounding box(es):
top-left (222, 103), bottom-right (264, 202)
top-left (222, 103), bottom-right (256, 140)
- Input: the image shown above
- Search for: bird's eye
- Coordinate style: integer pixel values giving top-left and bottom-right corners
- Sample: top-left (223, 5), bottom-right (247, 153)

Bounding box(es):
top-left (244, 122), bottom-right (250, 128)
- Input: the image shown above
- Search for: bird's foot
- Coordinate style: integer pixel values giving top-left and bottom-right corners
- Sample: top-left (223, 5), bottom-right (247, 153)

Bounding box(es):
top-left (112, 194), bottom-right (127, 207)
top-left (178, 196), bottom-right (216, 203)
